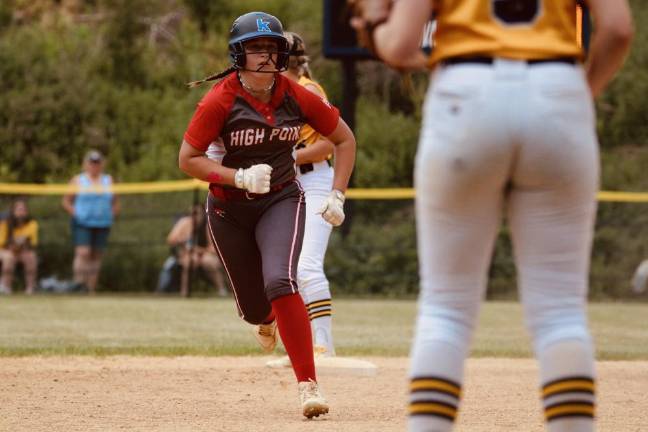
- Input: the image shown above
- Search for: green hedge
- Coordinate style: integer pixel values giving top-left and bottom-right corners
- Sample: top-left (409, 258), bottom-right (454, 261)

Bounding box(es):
top-left (1, 1), bottom-right (647, 298)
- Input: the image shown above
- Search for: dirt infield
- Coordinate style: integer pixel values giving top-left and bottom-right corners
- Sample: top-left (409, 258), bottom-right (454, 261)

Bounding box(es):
top-left (1, 356), bottom-right (646, 432)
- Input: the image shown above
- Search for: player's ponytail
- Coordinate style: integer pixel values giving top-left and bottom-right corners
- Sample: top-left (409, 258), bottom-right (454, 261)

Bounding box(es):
top-left (186, 65), bottom-right (237, 89)
top-left (301, 63), bottom-right (313, 80)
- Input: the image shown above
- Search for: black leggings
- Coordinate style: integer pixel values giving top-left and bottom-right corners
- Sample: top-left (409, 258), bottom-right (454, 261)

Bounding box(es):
top-left (206, 181), bottom-right (306, 324)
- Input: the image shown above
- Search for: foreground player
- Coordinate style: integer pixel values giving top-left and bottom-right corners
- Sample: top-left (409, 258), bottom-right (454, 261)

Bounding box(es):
top-left (179, 11), bottom-right (355, 418)
top-left (353, 0), bottom-right (633, 430)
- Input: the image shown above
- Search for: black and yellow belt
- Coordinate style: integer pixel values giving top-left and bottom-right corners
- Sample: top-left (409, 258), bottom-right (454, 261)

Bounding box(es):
top-left (441, 56), bottom-right (577, 66)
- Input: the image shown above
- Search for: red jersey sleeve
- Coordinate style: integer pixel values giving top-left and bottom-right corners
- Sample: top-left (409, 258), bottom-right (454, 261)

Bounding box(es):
top-left (183, 84), bottom-right (230, 152)
top-left (289, 81), bottom-right (340, 137)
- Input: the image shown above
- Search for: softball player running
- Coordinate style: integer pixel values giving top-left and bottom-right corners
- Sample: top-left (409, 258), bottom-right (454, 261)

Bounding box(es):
top-left (353, 0), bottom-right (633, 430)
top-left (282, 31), bottom-right (337, 360)
top-left (179, 11), bottom-right (356, 418)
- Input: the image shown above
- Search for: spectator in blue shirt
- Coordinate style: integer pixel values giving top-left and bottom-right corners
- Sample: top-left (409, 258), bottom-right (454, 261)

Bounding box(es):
top-left (62, 150), bottom-right (120, 294)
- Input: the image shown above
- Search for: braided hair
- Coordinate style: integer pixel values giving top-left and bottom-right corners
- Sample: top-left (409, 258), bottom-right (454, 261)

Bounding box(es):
top-left (186, 65), bottom-right (238, 89)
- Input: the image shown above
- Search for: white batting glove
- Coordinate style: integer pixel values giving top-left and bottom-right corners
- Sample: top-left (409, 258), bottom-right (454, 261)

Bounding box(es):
top-left (318, 189), bottom-right (346, 226)
top-left (235, 164), bottom-right (272, 194)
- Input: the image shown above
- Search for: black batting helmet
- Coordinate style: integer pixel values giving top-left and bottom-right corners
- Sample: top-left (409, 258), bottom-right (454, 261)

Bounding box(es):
top-left (229, 12), bottom-right (290, 72)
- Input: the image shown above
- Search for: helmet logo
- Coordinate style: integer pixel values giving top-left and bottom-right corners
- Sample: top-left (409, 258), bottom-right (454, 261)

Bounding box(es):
top-left (256, 18), bottom-right (271, 32)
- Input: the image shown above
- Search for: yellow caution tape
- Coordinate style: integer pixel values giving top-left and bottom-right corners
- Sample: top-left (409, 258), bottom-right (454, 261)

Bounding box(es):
top-left (345, 188), bottom-right (415, 199)
top-left (0, 181), bottom-right (647, 202)
top-left (0, 179), bottom-right (208, 195)
top-left (596, 191), bottom-right (648, 202)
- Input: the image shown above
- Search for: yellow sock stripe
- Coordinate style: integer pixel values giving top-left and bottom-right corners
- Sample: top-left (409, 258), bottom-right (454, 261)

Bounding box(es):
top-left (543, 376), bottom-right (594, 387)
top-left (307, 305), bottom-right (332, 314)
top-left (410, 379), bottom-right (461, 398)
top-left (309, 310), bottom-right (332, 320)
top-left (543, 379), bottom-right (595, 398)
top-left (306, 300), bottom-right (332, 310)
top-left (409, 401), bottom-right (457, 420)
top-left (545, 402), bottom-right (595, 421)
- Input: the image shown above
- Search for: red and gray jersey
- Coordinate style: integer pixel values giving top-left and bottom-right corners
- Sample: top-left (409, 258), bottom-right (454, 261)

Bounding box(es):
top-left (184, 72), bottom-right (340, 186)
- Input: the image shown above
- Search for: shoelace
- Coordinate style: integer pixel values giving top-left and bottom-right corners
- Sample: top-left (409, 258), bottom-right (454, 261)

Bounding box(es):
top-left (302, 379), bottom-right (320, 400)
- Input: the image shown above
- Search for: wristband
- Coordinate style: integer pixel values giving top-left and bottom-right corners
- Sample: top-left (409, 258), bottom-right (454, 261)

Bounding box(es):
top-left (206, 172), bottom-right (223, 183)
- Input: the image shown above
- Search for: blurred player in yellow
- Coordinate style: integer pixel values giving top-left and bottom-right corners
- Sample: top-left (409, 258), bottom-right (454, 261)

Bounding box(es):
top-left (269, 31), bottom-right (337, 365)
top-left (353, 0), bottom-right (633, 430)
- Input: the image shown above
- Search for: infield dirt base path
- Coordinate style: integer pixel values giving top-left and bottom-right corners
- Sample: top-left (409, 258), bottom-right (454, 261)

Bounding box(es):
top-left (0, 357), bottom-right (645, 432)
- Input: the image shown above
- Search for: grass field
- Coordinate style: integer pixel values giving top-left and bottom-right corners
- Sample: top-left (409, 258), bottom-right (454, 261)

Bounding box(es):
top-left (0, 296), bottom-right (647, 360)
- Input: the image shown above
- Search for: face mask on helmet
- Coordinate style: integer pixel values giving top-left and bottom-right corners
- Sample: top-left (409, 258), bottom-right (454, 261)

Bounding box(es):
top-left (228, 11), bottom-right (290, 72)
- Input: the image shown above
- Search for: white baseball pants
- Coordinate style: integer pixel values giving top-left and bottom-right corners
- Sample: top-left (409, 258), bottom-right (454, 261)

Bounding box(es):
top-left (297, 161), bottom-right (335, 353)
top-left (410, 59), bottom-right (598, 432)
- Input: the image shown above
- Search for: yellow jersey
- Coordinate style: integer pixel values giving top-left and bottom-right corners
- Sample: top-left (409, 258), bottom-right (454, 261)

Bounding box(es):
top-left (297, 76), bottom-right (331, 162)
top-left (576, 3), bottom-right (586, 49)
top-left (428, 0), bottom-right (583, 66)
top-left (0, 219), bottom-right (38, 248)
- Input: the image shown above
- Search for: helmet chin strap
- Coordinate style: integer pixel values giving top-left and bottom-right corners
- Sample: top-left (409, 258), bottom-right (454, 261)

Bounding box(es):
top-left (240, 55), bottom-right (287, 73)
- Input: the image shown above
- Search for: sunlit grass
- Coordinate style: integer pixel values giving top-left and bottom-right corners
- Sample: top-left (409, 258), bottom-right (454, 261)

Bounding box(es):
top-left (0, 296), bottom-right (646, 360)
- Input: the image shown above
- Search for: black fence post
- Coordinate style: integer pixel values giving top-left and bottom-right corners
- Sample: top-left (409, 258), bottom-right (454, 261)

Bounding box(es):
top-left (186, 185), bottom-right (199, 298)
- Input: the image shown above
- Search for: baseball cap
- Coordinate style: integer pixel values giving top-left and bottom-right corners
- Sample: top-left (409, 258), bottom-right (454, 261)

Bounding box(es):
top-left (84, 150), bottom-right (104, 163)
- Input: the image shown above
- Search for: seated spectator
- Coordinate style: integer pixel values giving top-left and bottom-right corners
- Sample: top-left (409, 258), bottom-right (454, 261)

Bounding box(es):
top-left (0, 198), bottom-right (39, 295)
top-left (166, 204), bottom-right (228, 297)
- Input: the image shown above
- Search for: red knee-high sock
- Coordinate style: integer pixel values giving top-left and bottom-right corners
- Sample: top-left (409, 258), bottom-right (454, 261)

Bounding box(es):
top-left (271, 293), bottom-right (316, 382)
top-left (263, 310), bottom-right (275, 324)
